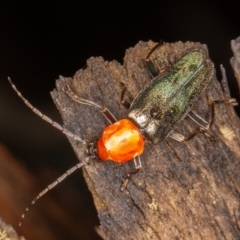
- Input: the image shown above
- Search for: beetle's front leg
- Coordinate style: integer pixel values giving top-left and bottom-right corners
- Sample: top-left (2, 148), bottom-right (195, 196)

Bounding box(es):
top-left (120, 156), bottom-right (142, 191)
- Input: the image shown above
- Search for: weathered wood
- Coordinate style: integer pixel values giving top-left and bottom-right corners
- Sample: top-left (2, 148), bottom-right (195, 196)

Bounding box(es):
top-left (0, 217), bottom-right (25, 240)
top-left (231, 36), bottom-right (240, 93)
top-left (51, 40), bottom-right (240, 240)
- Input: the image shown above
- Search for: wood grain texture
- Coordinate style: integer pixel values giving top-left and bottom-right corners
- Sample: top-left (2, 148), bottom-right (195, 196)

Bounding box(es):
top-left (231, 36), bottom-right (240, 93)
top-left (51, 40), bottom-right (240, 240)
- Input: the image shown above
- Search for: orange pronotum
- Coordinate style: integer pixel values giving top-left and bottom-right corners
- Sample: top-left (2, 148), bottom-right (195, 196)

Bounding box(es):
top-left (97, 119), bottom-right (144, 162)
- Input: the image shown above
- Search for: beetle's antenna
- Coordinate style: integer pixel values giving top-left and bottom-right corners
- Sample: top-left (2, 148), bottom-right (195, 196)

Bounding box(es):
top-left (8, 77), bottom-right (86, 145)
top-left (19, 159), bottom-right (90, 226)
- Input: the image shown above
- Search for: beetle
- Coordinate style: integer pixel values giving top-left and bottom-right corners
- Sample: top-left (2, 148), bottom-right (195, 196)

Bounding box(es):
top-left (8, 41), bottom-right (237, 225)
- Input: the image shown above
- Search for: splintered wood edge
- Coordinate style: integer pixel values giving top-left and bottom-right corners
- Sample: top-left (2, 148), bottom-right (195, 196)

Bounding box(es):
top-left (231, 36), bottom-right (240, 90)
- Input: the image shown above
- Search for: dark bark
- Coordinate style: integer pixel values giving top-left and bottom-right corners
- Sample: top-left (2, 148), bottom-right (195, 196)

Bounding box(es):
top-left (51, 40), bottom-right (240, 240)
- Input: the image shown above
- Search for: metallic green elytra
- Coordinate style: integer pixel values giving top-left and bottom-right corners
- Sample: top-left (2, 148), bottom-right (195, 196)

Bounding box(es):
top-left (128, 50), bottom-right (214, 144)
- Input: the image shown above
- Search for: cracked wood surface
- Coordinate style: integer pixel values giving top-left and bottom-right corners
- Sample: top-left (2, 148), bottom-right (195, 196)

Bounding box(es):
top-left (51, 40), bottom-right (240, 240)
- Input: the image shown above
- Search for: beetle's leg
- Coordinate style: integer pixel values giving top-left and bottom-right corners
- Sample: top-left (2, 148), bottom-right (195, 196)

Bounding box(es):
top-left (168, 130), bottom-right (203, 142)
top-left (189, 99), bottom-right (238, 130)
top-left (120, 82), bottom-right (131, 109)
top-left (190, 99), bottom-right (238, 129)
top-left (63, 84), bottom-right (117, 124)
top-left (188, 110), bottom-right (210, 129)
top-left (187, 110), bottom-right (216, 141)
top-left (188, 98), bottom-right (238, 138)
top-left (170, 110), bottom-right (212, 142)
top-left (207, 99), bottom-right (238, 127)
top-left (175, 98), bottom-right (238, 142)
top-left (169, 95), bottom-right (238, 143)
top-left (120, 156), bottom-right (142, 191)
top-left (121, 40), bottom-right (168, 109)
top-left (168, 128), bottom-right (214, 142)
top-left (145, 39), bottom-right (165, 77)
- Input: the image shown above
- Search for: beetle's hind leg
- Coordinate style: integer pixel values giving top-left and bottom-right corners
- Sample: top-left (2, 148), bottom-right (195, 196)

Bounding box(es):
top-left (145, 39), bottom-right (171, 77)
top-left (188, 98), bottom-right (238, 140)
top-left (187, 110), bottom-right (216, 141)
top-left (168, 109), bottom-right (217, 142)
top-left (168, 97), bottom-right (238, 143)
top-left (206, 99), bottom-right (238, 128)
top-left (120, 40), bottom-right (167, 109)
top-left (120, 156), bottom-right (142, 191)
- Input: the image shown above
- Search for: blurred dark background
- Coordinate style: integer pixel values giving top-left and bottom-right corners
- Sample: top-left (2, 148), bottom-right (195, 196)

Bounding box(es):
top-left (0, 1), bottom-right (239, 240)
